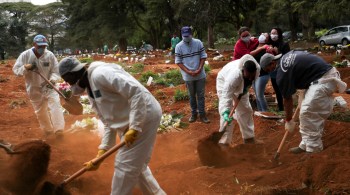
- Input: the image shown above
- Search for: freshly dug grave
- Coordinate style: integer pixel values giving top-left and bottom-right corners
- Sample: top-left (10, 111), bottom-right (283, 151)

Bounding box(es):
top-left (0, 140), bottom-right (50, 195)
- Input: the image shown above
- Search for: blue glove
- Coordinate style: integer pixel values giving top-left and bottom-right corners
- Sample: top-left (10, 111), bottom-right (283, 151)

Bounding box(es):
top-left (222, 110), bottom-right (233, 125)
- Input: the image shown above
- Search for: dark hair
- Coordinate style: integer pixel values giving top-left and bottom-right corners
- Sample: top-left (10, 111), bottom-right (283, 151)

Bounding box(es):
top-left (271, 27), bottom-right (283, 42)
top-left (243, 60), bottom-right (257, 73)
top-left (238, 27), bottom-right (250, 36)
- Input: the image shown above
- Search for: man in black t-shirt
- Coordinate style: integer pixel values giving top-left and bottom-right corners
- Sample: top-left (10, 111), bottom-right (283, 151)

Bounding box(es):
top-left (260, 51), bottom-right (347, 154)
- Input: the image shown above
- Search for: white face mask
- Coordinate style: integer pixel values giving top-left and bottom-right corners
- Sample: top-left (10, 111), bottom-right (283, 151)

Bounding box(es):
top-left (71, 83), bottom-right (85, 95)
top-left (241, 35), bottom-right (251, 43)
top-left (182, 35), bottom-right (192, 43)
top-left (271, 34), bottom-right (278, 41)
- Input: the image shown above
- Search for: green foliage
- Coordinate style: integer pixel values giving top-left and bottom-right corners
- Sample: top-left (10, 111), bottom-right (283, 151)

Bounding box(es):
top-left (174, 89), bottom-right (189, 102)
top-left (212, 98), bottom-right (219, 110)
top-left (332, 61), bottom-right (347, 68)
top-left (315, 29), bottom-right (328, 38)
top-left (129, 63), bottom-right (144, 74)
top-left (204, 64), bottom-right (211, 73)
top-left (139, 71), bottom-right (159, 83)
top-left (329, 110), bottom-right (350, 122)
top-left (79, 57), bottom-right (93, 63)
top-left (161, 69), bottom-right (183, 86)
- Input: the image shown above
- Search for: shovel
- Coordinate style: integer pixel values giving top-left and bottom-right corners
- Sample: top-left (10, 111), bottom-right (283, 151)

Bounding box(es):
top-left (209, 95), bottom-right (242, 144)
top-left (39, 141), bottom-right (126, 195)
top-left (0, 140), bottom-right (21, 154)
top-left (274, 90), bottom-right (305, 160)
top-left (32, 69), bottom-right (83, 115)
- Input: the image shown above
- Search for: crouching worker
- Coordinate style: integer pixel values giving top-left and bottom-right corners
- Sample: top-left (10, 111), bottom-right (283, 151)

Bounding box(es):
top-left (260, 51), bottom-right (347, 154)
top-left (216, 54), bottom-right (262, 146)
top-left (58, 57), bottom-right (166, 195)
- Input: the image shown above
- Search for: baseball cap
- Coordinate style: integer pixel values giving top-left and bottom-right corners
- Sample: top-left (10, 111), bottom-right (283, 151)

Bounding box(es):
top-left (181, 26), bottom-right (192, 37)
top-left (33, 34), bottom-right (48, 46)
top-left (58, 57), bottom-right (85, 76)
top-left (260, 53), bottom-right (282, 70)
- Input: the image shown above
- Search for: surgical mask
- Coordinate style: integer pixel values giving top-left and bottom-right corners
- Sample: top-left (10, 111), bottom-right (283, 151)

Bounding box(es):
top-left (241, 35), bottom-right (251, 43)
top-left (182, 36), bottom-right (192, 43)
top-left (271, 34), bottom-right (278, 41)
top-left (71, 83), bottom-right (85, 95)
top-left (37, 48), bottom-right (45, 55)
top-left (70, 71), bottom-right (87, 95)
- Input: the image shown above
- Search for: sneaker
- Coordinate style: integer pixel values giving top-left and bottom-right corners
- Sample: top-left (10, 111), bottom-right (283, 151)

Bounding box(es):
top-left (189, 114), bottom-right (197, 123)
top-left (289, 147), bottom-right (306, 154)
top-left (199, 115), bottom-right (210, 124)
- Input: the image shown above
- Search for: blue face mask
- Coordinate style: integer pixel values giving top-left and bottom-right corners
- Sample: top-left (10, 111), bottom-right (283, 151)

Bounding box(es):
top-left (182, 36), bottom-right (192, 43)
top-left (37, 48), bottom-right (45, 55)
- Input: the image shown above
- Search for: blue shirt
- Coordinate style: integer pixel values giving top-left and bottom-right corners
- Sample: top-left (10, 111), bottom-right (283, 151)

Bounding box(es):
top-left (175, 38), bottom-right (207, 81)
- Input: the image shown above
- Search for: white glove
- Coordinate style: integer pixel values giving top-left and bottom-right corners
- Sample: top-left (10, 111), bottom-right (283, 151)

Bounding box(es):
top-left (285, 120), bottom-right (296, 133)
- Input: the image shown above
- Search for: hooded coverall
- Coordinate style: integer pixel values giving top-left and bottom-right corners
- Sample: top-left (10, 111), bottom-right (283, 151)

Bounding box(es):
top-left (13, 48), bottom-right (64, 133)
top-left (216, 54), bottom-right (260, 144)
top-left (86, 62), bottom-right (165, 195)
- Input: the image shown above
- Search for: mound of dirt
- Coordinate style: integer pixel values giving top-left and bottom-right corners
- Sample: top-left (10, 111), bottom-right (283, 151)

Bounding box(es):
top-left (0, 140), bottom-right (50, 195)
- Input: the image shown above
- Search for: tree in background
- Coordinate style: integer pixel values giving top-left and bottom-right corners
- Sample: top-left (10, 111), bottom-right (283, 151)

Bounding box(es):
top-left (27, 2), bottom-right (68, 51)
top-left (0, 2), bottom-right (34, 57)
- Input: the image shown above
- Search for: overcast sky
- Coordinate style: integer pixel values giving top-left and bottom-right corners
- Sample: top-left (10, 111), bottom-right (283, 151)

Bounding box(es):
top-left (31, 0), bottom-right (59, 5)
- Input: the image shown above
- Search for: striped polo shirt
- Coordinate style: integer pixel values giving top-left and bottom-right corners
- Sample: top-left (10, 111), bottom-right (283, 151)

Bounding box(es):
top-left (175, 38), bottom-right (207, 81)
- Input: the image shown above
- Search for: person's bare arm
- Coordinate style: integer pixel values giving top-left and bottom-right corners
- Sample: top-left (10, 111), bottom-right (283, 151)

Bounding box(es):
top-left (177, 63), bottom-right (195, 76)
top-left (283, 96), bottom-right (294, 121)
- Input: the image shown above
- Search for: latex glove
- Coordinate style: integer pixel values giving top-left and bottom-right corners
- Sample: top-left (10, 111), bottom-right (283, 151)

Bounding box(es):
top-left (222, 110), bottom-right (233, 125)
top-left (24, 63), bottom-right (37, 71)
top-left (124, 129), bottom-right (138, 146)
top-left (285, 120), bottom-right (296, 133)
top-left (83, 149), bottom-right (106, 171)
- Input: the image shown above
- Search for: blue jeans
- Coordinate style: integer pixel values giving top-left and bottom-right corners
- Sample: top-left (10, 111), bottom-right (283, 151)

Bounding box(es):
top-left (185, 78), bottom-right (206, 116)
top-left (253, 75), bottom-right (270, 111)
top-left (271, 77), bottom-right (284, 111)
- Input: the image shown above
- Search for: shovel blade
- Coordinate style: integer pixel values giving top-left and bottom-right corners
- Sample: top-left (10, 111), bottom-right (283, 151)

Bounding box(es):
top-left (63, 97), bottom-right (83, 115)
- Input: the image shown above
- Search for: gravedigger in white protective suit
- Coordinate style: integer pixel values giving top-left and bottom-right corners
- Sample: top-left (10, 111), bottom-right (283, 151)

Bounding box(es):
top-left (58, 57), bottom-right (166, 195)
top-left (260, 51), bottom-right (347, 154)
top-left (12, 34), bottom-right (64, 136)
top-left (216, 54), bottom-right (261, 145)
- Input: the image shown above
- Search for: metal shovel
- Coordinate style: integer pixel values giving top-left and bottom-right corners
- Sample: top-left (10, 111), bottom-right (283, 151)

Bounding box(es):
top-left (209, 95), bottom-right (242, 144)
top-left (0, 140), bottom-right (20, 154)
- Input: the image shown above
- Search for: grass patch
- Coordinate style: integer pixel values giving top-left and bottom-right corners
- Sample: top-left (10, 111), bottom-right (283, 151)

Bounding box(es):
top-left (204, 64), bottom-right (211, 73)
top-left (128, 63), bottom-right (144, 73)
top-left (139, 71), bottom-right (159, 83)
top-left (174, 89), bottom-right (189, 102)
top-left (79, 57), bottom-right (93, 63)
top-left (161, 69), bottom-right (184, 86)
top-left (328, 109), bottom-right (350, 122)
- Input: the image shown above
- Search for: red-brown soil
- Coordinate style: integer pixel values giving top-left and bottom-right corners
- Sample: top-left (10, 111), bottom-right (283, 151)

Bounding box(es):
top-left (0, 51), bottom-right (350, 194)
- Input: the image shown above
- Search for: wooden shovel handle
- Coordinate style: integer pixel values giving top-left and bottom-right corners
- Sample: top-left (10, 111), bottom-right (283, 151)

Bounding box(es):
top-left (33, 70), bottom-right (68, 100)
top-left (220, 95), bottom-right (242, 132)
top-left (60, 141), bottom-right (126, 186)
top-left (274, 105), bottom-right (301, 159)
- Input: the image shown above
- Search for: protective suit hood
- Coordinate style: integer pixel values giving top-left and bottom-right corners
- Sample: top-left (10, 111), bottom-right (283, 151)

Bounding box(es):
top-left (237, 54), bottom-right (260, 80)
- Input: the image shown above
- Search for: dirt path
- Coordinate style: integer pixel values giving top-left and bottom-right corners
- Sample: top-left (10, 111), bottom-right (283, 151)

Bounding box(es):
top-left (1, 54), bottom-right (350, 194)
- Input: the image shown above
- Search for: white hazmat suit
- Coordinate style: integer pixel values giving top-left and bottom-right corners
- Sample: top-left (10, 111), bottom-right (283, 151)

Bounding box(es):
top-left (216, 54), bottom-right (260, 144)
top-left (86, 62), bottom-right (165, 195)
top-left (299, 67), bottom-right (347, 152)
top-left (13, 48), bottom-right (64, 133)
